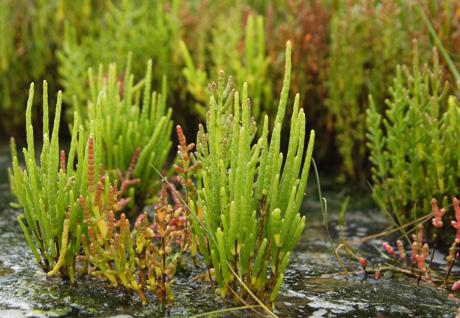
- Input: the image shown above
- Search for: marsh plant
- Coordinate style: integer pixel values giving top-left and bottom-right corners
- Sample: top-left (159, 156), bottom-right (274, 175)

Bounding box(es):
top-left (8, 82), bottom-right (102, 282)
top-left (189, 42), bottom-right (314, 306)
top-left (367, 45), bottom-right (460, 224)
top-left (75, 56), bottom-right (173, 206)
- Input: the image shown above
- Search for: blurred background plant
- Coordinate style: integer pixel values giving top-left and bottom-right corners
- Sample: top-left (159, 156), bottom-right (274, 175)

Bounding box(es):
top-left (179, 7), bottom-right (272, 123)
top-left (423, 0), bottom-right (460, 85)
top-left (267, 0), bottom-right (332, 159)
top-left (57, 0), bottom-right (181, 112)
top-left (366, 45), bottom-right (460, 225)
top-left (0, 0), bottom-right (109, 139)
top-left (323, 0), bottom-right (460, 181)
top-left (325, 0), bottom-right (420, 180)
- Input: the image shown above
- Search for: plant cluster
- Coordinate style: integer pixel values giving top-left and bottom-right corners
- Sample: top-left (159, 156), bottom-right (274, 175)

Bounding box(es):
top-left (8, 82), bottom-right (185, 304)
top-left (189, 42), bottom-right (315, 306)
top-left (9, 42), bottom-right (313, 311)
top-left (367, 45), bottom-right (460, 224)
top-left (331, 197), bottom-right (460, 310)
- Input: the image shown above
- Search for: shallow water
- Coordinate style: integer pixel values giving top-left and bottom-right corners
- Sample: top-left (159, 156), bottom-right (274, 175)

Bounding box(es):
top-left (0, 146), bottom-right (458, 317)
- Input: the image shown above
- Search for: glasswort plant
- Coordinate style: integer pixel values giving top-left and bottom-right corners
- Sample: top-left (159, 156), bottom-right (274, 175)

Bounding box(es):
top-left (190, 41), bottom-right (315, 306)
top-left (8, 82), bottom-right (100, 282)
